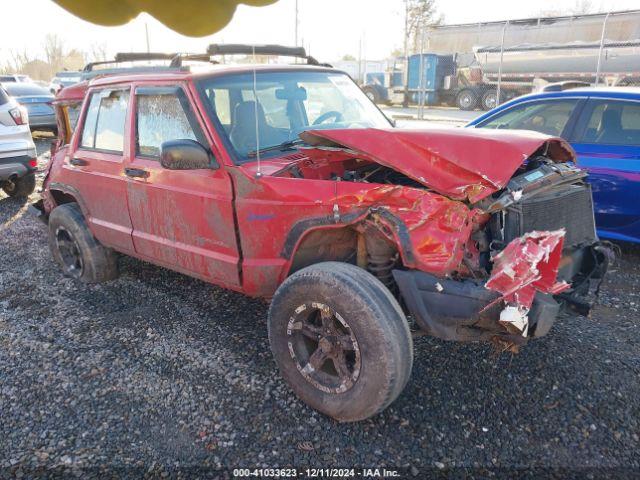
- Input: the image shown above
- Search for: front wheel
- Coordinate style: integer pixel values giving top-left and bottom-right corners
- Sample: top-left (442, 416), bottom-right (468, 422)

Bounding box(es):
top-left (268, 262), bottom-right (413, 422)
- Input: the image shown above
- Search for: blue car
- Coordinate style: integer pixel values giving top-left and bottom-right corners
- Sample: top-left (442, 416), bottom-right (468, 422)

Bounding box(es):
top-left (468, 87), bottom-right (640, 244)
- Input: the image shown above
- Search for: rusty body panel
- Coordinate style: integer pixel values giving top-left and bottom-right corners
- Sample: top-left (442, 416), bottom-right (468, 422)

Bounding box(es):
top-left (39, 67), bottom-right (609, 347)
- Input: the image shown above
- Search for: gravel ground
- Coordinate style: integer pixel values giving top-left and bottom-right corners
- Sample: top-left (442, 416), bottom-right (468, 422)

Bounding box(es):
top-left (1, 136), bottom-right (639, 477)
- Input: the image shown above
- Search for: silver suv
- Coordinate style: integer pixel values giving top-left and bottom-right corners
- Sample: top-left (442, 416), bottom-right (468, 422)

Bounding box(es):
top-left (0, 86), bottom-right (37, 198)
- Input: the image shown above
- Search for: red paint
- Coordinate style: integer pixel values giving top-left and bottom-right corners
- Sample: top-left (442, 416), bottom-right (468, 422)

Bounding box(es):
top-left (301, 128), bottom-right (575, 202)
top-left (485, 230), bottom-right (570, 309)
top-left (43, 69), bottom-right (578, 303)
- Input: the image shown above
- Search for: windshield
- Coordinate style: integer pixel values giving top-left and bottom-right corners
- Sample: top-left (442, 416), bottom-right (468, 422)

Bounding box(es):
top-left (197, 70), bottom-right (391, 161)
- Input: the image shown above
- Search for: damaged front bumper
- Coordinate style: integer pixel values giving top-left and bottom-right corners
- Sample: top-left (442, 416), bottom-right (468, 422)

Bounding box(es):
top-left (393, 233), bottom-right (613, 344)
top-left (394, 270), bottom-right (562, 343)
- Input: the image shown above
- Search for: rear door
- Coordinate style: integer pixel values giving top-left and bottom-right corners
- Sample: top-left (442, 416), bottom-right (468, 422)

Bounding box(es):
top-left (124, 84), bottom-right (240, 287)
top-left (570, 98), bottom-right (640, 240)
top-left (65, 87), bottom-right (134, 252)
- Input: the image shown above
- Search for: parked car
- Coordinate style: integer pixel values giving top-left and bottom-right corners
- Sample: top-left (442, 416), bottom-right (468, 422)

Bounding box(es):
top-left (0, 85), bottom-right (37, 198)
top-left (2, 82), bottom-right (57, 133)
top-left (49, 71), bottom-right (82, 94)
top-left (34, 46), bottom-right (610, 422)
top-left (468, 87), bottom-right (640, 244)
top-left (0, 74), bottom-right (32, 83)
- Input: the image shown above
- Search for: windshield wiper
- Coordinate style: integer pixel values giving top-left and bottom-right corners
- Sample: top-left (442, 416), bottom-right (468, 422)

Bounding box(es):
top-left (248, 139), bottom-right (304, 158)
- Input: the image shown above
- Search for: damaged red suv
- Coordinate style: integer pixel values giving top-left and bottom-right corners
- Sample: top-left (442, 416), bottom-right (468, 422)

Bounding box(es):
top-left (35, 46), bottom-right (611, 422)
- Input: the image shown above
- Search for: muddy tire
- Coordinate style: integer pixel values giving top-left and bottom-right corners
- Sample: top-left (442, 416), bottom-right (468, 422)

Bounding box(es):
top-left (48, 203), bottom-right (118, 283)
top-left (268, 262), bottom-right (413, 422)
top-left (2, 173), bottom-right (36, 198)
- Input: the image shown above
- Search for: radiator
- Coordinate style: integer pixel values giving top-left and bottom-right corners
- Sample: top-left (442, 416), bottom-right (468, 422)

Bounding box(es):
top-left (498, 184), bottom-right (598, 248)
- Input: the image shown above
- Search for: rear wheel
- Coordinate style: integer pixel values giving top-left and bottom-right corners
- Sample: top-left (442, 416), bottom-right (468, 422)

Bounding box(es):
top-left (2, 173), bottom-right (36, 198)
top-left (481, 89), bottom-right (502, 111)
top-left (456, 89), bottom-right (478, 111)
top-left (268, 262), bottom-right (413, 422)
top-left (48, 203), bottom-right (118, 283)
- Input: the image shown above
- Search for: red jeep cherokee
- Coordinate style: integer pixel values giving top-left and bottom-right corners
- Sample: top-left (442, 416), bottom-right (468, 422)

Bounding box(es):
top-left (36, 46), bottom-right (610, 422)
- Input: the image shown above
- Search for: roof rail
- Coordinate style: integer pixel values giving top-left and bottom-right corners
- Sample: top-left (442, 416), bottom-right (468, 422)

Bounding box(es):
top-left (206, 44), bottom-right (331, 67)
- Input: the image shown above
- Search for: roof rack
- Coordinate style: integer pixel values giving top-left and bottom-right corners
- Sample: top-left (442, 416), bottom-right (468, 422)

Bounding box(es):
top-left (79, 45), bottom-right (332, 79)
top-left (83, 51), bottom-right (221, 75)
top-left (206, 44), bottom-right (331, 67)
top-left (84, 52), bottom-right (180, 72)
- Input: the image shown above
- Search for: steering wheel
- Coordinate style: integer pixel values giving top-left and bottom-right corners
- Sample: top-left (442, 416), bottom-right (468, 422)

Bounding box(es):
top-left (313, 110), bottom-right (344, 126)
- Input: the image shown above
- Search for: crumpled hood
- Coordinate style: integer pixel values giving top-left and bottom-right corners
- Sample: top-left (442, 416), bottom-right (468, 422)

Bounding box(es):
top-left (300, 127), bottom-right (575, 202)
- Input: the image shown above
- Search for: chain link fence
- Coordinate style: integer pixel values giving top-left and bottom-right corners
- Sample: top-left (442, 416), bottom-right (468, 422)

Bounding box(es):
top-left (410, 10), bottom-right (640, 113)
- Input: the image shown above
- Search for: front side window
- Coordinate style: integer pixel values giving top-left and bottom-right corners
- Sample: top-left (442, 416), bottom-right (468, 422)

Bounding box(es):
top-left (198, 71), bottom-right (391, 161)
top-left (80, 89), bottom-right (129, 153)
top-left (578, 100), bottom-right (640, 146)
top-left (479, 99), bottom-right (579, 137)
top-left (136, 93), bottom-right (197, 157)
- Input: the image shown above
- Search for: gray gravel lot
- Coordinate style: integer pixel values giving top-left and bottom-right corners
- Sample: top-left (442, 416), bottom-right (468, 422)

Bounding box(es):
top-left (0, 135), bottom-right (639, 477)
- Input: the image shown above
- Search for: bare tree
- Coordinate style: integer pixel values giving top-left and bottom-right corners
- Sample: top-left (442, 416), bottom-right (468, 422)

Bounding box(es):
top-left (571, 0), bottom-right (594, 15)
top-left (43, 33), bottom-right (65, 73)
top-left (88, 42), bottom-right (109, 63)
top-left (537, 0), bottom-right (595, 17)
top-left (405, 0), bottom-right (442, 54)
top-left (1, 49), bottom-right (35, 73)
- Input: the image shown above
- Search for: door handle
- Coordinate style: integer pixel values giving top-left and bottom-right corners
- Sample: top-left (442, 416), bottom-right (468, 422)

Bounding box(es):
top-left (125, 167), bottom-right (150, 179)
top-left (70, 158), bottom-right (88, 166)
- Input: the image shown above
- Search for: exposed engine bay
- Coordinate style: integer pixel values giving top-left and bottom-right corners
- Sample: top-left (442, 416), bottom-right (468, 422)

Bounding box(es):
top-left (272, 131), bottom-right (612, 348)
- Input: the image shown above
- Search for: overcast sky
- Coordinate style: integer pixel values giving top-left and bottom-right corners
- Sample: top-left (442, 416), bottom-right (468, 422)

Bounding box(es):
top-left (2, 0), bottom-right (639, 64)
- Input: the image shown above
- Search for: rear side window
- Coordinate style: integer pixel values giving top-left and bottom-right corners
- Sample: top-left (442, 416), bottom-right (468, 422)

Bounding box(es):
top-left (578, 100), bottom-right (640, 146)
top-left (479, 99), bottom-right (579, 137)
top-left (135, 91), bottom-right (199, 158)
top-left (80, 89), bottom-right (130, 153)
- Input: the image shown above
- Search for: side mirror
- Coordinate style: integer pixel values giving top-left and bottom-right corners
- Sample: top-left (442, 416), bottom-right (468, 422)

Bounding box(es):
top-left (160, 139), bottom-right (216, 170)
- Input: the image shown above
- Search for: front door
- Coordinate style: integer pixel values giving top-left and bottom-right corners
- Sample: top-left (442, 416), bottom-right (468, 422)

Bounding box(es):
top-left (571, 98), bottom-right (640, 241)
top-left (124, 84), bottom-right (241, 287)
top-left (65, 87), bottom-right (134, 252)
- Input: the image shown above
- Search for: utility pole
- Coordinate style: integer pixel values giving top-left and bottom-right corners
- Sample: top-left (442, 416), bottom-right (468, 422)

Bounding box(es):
top-left (403, 0), bottom-right (410, 107)
top-left (595, 12), bottom-right (610, 86)
top-left (295, 0), bottom-right (299, 46)
top-left (496, 20), bottom-right (508, 108)
top-left (144, 22), bottom-right (150, 53)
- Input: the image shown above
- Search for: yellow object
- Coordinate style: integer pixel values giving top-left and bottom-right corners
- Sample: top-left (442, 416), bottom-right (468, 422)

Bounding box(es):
top-left (53, 0), bottom-right (278, 37)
